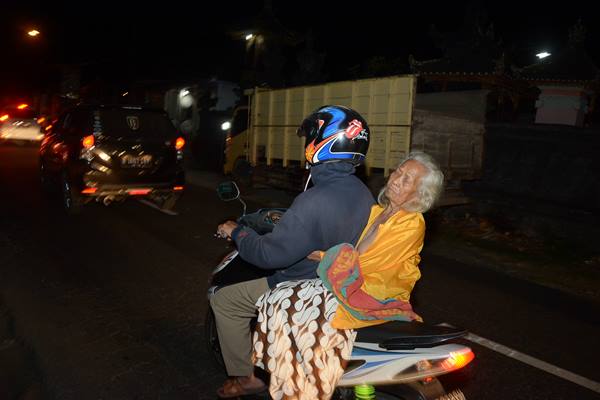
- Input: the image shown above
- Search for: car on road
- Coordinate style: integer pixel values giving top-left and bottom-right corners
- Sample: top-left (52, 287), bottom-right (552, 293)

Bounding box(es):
top-left (39, 104), bottom-right (185, 214)
top-left (0, 105), bottom-right (44, 144)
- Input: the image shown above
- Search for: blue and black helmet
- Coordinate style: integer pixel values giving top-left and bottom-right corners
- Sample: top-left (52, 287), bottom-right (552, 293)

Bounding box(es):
top-left (297, 105), bottom-right (370, 166)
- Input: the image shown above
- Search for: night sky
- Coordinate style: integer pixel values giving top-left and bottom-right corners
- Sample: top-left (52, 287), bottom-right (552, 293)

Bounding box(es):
top-left (1, 0), bottom-right (597, 95)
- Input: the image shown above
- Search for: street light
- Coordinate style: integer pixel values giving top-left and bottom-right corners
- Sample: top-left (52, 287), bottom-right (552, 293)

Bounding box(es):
top-left (536, 51), bottom-right (551, 60)
top-left (28, 29), bottom-right (40, 37)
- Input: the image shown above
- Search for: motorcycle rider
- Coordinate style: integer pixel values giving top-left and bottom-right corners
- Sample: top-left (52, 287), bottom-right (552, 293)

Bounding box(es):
top-left (212, 105), bottom-right (375, 398)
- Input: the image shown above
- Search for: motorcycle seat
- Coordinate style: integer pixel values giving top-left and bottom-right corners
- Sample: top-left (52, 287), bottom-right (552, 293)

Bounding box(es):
top-left (355, 321), bottom-right (467, 350)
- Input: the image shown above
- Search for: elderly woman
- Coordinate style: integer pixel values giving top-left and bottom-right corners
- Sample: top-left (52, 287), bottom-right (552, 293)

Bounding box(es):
top-left (251, 151), bottom-right (445, 400)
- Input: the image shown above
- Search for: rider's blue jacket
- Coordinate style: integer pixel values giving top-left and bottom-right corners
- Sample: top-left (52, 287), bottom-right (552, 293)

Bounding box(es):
top-left (231, 162), bottom-right (374, 288)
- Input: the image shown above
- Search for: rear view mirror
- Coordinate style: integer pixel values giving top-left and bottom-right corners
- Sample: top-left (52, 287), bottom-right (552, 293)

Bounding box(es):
top-left (217, 181), bottom-right (240, 201)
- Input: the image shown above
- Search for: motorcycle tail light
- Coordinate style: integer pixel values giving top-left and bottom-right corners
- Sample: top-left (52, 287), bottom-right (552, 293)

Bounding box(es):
top-left (441, 350), bottom-right (474, 371)
top-left (393, 348), bottom-right (474, 383)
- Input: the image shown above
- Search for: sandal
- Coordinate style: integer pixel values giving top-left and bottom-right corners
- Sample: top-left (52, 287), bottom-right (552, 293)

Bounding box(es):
top-left (217, 377), bottom-right (268, 398)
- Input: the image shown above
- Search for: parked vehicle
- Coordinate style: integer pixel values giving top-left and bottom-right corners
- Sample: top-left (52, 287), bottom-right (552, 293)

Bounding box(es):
top-left (223, 76), bottom-right (485, 205)
top-left (206, 181), bottom-right (473, 400)
top-left (39, 104), bottom-right (185, 214)
top-left (0, 105), bottom-right (44, 144)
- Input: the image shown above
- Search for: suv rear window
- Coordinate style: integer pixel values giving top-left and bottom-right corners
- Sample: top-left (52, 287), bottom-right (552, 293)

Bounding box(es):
top-left (98, 109), bottom-right (176, 138)
top-left (7, 109), bottom-right (37, 120)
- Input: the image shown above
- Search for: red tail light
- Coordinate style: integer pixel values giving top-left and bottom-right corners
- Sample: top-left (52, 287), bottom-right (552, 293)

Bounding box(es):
top-left (0, 114), bottom-right (8, 122)
top-left (17, 104), bottom-right (28, 110)
top-left (81, 187), bottom-right (97, 194)
top-left (128, 188), bottom-right (151, 195)
top-left (175, 137), bottom-right (185, 150)
top-left (82, 135), bottom-right (95, 149)
top-left (173, 186), bottom-right (184, 191)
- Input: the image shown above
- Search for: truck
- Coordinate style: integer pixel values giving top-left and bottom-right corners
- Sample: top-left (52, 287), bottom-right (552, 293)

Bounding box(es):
top-left (223, 75), bottom-right (485, 205)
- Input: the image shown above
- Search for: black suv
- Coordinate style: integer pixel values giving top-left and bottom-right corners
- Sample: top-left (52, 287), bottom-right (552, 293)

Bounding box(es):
top-left (40, 104), bottom-right (185, 214)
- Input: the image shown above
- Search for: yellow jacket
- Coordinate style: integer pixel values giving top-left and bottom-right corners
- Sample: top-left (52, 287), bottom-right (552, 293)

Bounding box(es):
top-left (331, 205), bottom-right (425, 329)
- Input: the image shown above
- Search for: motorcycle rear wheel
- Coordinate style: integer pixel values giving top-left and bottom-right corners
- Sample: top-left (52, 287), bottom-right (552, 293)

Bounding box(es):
top-left (334, 378), bottom-right (449, 400)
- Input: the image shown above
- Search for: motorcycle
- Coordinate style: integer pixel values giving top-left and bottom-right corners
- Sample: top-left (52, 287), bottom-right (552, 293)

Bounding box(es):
top-left (206, 181), bottom-right (473, 400)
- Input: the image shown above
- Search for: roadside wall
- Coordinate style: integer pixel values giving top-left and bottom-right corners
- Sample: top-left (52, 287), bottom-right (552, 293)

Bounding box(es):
top-left (470, 123), bottom-right (600, 212)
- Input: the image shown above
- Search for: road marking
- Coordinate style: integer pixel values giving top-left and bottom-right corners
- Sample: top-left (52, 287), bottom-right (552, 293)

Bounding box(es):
top-left (138, 199), bottom-right (178, 216)
top-left (439, 323), bottom-right (600, 394)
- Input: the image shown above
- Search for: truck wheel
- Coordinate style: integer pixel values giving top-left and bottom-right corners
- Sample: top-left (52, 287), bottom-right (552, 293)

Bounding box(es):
top-left (61, 173), bottom-right (82, 215)
top-left (232, 158), bottom-right (252, 190)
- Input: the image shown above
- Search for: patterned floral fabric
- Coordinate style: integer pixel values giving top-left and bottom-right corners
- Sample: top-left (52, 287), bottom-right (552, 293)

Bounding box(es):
top-left (252, 279), bottom-right (355, 400)
top-left (318, 243), bottom-right (420, 324)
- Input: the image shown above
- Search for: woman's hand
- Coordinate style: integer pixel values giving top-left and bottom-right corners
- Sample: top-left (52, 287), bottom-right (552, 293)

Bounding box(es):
top-left (307, 250), bottom-right (324, 262)
top-left (216, 221), bottom-right (239, 240)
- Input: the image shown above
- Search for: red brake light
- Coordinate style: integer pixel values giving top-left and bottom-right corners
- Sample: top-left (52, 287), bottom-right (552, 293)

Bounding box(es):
top-left (128, 189), bottom-right (151, 195)
top-left (82, 135), bottom-right (95, 149)
top-left (173, 186), bottom-right (184, 191)
top-left (81, 187), bottom-right (97, 194)
top-left (175, 137), bottom-right (185, 150)
top-left (17, 104), bottom-right (28, 110)
top-left (0, 114), bottom-right (8, 122)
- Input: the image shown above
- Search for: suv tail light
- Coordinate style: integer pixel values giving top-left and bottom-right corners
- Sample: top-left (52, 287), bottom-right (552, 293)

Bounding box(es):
top-left (175, 137), bottom-right (185, 150)
top-left (82, 135), bottom-right (95, 149)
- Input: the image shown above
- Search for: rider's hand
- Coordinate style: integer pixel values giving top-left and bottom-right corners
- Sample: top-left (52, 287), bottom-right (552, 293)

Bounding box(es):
top-left (307, 251), bottom-right (324, 262)
top-left (216, 221), bottom-right (239, 240)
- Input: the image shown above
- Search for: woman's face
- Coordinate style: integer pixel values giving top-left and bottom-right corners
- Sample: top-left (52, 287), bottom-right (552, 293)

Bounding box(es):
top-left (385, 160), bottom-right (426, 208)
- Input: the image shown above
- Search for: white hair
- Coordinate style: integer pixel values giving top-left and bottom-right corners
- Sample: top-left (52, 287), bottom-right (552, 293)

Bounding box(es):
top-left (377, 151), bottom-right (445, 213)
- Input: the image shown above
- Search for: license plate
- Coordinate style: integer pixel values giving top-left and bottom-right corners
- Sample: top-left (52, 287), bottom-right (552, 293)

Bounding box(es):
top-left (121, 154), bottom-right (153, 168)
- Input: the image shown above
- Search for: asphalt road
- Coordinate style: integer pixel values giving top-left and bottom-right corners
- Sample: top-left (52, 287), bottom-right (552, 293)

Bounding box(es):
top-left (1, 144), bottom-right (599, 400)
